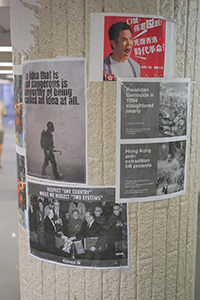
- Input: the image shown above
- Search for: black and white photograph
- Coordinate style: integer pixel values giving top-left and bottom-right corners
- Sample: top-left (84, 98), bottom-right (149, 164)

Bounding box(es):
top-left (156, 141), bottom-right (186, 195)
top-left (159, 81), bottom-right (188, 137)
top-left (118, 78), bottom-right (190, 140)
top-left (28, 182), bottom-right (128, 268)
top-left (23, 58), bottom-right (87, 184)
top-left (117, 140), bottom-right (187, 202)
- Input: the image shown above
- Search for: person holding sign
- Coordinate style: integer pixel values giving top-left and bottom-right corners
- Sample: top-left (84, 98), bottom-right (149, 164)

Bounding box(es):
top-left (103, 22), bottom-right (141, 81)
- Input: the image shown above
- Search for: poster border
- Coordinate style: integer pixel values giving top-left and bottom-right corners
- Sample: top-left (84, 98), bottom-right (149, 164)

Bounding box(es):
top-left (90, 13), bottom-right (176, 81)
top-left (22, 57), bottom-right (88, 186)
top-left (27, 179), bottom-right (130, 269)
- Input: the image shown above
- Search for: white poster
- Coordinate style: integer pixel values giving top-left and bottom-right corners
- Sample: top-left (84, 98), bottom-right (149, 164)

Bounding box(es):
top-left (23, 58), bottom-right (87, 184)
top-left (27, 181), bottom-right (128, 268)
top-left (116, 78), bottom-right (190, 203)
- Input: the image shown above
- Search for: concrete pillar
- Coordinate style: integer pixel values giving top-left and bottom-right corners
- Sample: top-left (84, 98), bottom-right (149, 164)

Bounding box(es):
top-left (11, 0), bottom-right (200, 299)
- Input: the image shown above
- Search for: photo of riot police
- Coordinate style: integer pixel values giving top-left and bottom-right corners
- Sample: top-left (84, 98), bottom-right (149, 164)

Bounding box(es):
top-left (156, 140), bottom-right (186, 195)
top-left (28, 192), bottom-right (128, 268)
top-left (159, 81), bottom-right (188, 138)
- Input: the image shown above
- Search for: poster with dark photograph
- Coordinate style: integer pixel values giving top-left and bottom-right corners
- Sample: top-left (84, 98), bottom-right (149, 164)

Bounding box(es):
top-left (118, 140), bottom-right (186, 201)
top-left (27, 182), bottom-right (128, 268)
top-left (116, 78), bottom-right (190, 202)
top-left (118, 78), bottom-right (189, 139)
top-left (23, 58), bottom-right (87, 184)
top-left (14, 73), bottom-right (23, 147)
top-left (90, 13), bottom-right (176, 81)
top-left (156, 141), bottom-right (186, 195)
top-left (16, 151), bottom-right (27, 229)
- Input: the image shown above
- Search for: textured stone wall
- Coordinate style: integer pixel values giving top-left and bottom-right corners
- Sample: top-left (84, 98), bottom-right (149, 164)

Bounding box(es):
top-left (11, 0), bottom-right (200, 299)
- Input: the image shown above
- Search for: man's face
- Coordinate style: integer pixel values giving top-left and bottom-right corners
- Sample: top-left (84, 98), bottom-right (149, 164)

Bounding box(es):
top-left (85, 212), bottom-right (93, 224)
top-left (113, 205), bottom-right (120, 216)
top-left (111, 29), bottom-right (133, 62)
top-left (54, 202), bottom-right (59, 212)
top-left (72, 211), bottom-right (79, 220)
top-left (48, 123), bottom-right (54, 132)
top-left (94, 207), bottom-right (102, 218)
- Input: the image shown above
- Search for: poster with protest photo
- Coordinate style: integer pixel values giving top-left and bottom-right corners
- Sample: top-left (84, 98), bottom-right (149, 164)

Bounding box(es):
top-left (119, 140), bottom-right (186, 201)
top-left (116, 78), bottom-right (190, 202)
top-left (90, 13), bottom-right (176, 81)
top-left (27, 181), bottom-right (128, 268)
top-left (16, 151), bottom-right (27, 229)
top-left (23, 58), bottom-right (87, 184)
top-left (14, 73), bottom-right (23, 147)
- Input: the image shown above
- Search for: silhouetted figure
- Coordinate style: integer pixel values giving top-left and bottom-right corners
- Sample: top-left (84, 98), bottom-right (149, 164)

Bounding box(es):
top-left (41, 121), bottom-right (62, 180)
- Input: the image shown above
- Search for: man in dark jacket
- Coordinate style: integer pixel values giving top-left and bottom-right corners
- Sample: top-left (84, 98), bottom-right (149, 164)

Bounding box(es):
top-left (76, 211), bottom-right (107, 258)
top-left (106, 204), bottom-right (125, 258)
top-left (77, 211), bottom-right (102, 239)
top-left (41, 121), bottom-right (62, 180)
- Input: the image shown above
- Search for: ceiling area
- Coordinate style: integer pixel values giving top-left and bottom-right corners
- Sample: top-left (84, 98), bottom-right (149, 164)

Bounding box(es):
top-left (0, 0), bottom-right (12, 83)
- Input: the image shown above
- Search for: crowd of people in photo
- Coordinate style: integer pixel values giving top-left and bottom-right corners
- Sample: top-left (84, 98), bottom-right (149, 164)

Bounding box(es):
top-left (29, 196), bottom-right (127, 261)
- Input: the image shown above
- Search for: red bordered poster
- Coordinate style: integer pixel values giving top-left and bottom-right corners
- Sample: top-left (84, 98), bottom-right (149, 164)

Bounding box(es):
top-left (90, 13), bottom-right (176, 82)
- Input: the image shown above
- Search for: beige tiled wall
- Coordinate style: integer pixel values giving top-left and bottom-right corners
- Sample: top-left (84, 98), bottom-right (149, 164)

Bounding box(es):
top-left (12, 0), bottom-right (200, 299)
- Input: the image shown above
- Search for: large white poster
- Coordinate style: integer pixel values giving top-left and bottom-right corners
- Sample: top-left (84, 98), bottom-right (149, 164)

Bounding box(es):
top-left (28, 182), bottom-right (128, 268)
top-left (23, 58), bottom-right (87, 184)
top-left (116, 78), bottom-right (190, 203)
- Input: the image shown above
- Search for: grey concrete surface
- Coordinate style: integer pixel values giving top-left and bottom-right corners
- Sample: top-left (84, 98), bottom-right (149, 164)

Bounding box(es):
top-left (0, 120), bottom-right (20, 300)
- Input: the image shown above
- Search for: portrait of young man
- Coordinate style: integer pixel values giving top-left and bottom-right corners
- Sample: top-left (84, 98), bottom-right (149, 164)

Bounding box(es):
top-left (90, 14), bottom-right (172, 81)
top-left (103, 21), bottom-right (141, 81)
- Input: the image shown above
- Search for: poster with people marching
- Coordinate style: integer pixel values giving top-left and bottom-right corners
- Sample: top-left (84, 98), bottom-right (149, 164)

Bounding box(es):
top-left (116, 77), bottom-right (190, 203)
